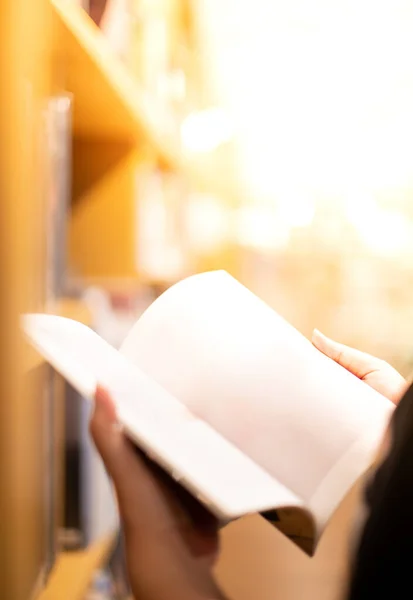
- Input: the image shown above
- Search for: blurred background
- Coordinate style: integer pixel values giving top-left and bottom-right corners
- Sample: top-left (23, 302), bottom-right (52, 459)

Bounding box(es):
top-left (1, 0), bottom-right (413, 599)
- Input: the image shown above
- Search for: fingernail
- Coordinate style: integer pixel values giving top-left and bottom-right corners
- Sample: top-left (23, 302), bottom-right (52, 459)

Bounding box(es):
top-left (312, 329), bottom-right (328, 347)
top-left (94, 386), bottom-right (117, 423)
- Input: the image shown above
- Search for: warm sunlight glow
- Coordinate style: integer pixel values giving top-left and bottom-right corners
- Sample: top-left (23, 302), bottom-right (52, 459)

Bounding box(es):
top-left (181, 107), bottom-right (233, 153)
top-left (184, 194), bottom-right (230, 253)
top-left (234, 206), bottom-right (290, 251)
top-left (277, 192), bottom-right (315, 229)
top-left (198, 0), bottom-right (413, 217)
top-left (345, 193), bottom-right (411, 256)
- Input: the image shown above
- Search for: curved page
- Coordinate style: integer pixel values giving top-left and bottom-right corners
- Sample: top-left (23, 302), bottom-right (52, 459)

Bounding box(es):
top-left (120, 270), bottom-right (394, 529)
top-left (22, 313), bottom-right (302, 520)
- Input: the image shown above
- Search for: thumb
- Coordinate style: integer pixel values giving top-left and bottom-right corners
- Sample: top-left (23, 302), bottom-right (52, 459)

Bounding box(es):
top-left (89, 387), bottom-right (147, 518)
top-left (311, 329), bottom-right (382, 379)
top-left (89, 385), bottom-right (122, 471)
top-left (90, 387), bottom-right (174, 533)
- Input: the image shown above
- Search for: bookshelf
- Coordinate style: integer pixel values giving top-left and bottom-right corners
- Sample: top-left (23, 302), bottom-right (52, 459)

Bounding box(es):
top-left (52, 0), bottom-right (241, 283)
top-left (0, 1), bottom-right (51, 598)
top-left (48, 0), bottom-right (187, 280)
top-left (50, 0), bottom-right (180, 168)
top-left (35, 534), bottom-right (115, 600)
top-left (1, 0), bottom-right (236, 595)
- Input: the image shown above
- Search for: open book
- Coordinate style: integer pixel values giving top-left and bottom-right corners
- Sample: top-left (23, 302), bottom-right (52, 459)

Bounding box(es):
top-left (22, 271), bottom-right (394, 555)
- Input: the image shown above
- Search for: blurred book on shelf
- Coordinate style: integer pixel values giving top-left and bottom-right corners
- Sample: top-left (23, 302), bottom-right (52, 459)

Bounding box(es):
top-left (135, 166), bottom-right (191, 283)
top-left (129, 0), bottom-right (200, 143)
top-left (88, 0), bottom-right (110, 26)
top-left (99, 0), bottom-right (132, 62)
top-left (68, 0), bottom-right (132, 61)
top-left (42, 93), bottom-right (72, 302)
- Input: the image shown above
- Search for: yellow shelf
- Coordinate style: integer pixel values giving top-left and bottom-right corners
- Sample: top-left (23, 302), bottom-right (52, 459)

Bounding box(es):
top-left (51, 0), bottom-right (180, 168)
top-left (24, 297), bottom-right (92, 372)
top-left (49, 297), bottom-right (93, 324)
top-left (35, 533), bottom-right (116, 600)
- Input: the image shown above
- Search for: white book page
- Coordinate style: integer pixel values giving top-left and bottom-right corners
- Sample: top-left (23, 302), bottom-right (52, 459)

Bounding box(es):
top-left (120, 271), bottom-right (394, 531)
top-left (22, 313), bottom-right (303, 520)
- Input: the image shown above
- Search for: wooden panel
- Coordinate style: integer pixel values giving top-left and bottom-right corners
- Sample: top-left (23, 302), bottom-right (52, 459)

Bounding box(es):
top-left (0, 0), bottom-right (51, 597)
top-left (69, 141), bottom-right (139, 278)
top-left (36, 534), bottom-right (115, 600)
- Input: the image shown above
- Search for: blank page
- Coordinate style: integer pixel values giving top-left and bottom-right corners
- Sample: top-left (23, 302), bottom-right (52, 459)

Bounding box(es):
top-left (22, 313), bottom-right (302, 520)
top-left (120, 271), bottom-right (394, 526)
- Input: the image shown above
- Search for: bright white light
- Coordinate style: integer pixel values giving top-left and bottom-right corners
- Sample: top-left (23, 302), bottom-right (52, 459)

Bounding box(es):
top-left (346, 193), bottom-right (410, 256)
top-left (277, 193), bottom-right (315, 228)
top-left (198, 0), bottom-right (413, 198)
top-left (181, 107), bottom-right (234, 153)
top-left (234, 206), bottom-right (290, 251)
top-left (184, 194), bottom-right (230, 253)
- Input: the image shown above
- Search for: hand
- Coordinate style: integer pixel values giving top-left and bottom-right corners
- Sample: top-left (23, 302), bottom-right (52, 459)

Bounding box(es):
top-left (312, 329), bottom-right (407, 404)
top-left (90, 387), bottom-right (226, 600)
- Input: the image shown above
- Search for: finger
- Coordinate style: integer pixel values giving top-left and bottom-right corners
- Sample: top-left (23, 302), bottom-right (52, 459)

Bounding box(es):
top-left (312, 329), bottom-right (381, 379)
top-left (91, 388), bottom-right (220, 556)
top-left (89, 385), bottom-right (120, 468)
top-left (90, 387), bottom-right (161, 528)
top-left (90, 393), bottom-right (221, 565)
top-left (90, 388), bottom-right (198, 536)
top-left (140, 454), bottom-right (218, 533)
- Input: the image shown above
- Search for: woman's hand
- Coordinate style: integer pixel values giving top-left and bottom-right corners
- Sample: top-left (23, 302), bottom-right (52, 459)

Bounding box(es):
top-left (312, 329), bottom-right (407, 404)
top-left (90, 387), bottom-right (226, 600)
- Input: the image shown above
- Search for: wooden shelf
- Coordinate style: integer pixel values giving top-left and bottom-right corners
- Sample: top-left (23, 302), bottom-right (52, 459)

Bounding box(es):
top-left (50, 297), bottom-right (93, 324)
top-left (35, 533), bottom-right (115, 600)
top-left (51, 0), bottom-right (180, 168)
top-left (24, 298), bottom-right (92, 372)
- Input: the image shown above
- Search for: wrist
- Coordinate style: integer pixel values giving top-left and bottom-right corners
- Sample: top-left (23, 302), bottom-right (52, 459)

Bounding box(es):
top-left (124, 536), bottom-right (227, 600)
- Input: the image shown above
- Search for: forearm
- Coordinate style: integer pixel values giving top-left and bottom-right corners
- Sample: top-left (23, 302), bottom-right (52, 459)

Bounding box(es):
top-left (130, 579), bottom-right (228, 600)
top-left (129, 564), bottom-right (228, 600)
top-left (129, 567), bottom-right (229, 600)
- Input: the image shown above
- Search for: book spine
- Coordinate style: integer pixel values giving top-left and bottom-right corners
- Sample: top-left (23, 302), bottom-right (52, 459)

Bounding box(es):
top-left (43, 93), bottom-right (72, 302)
